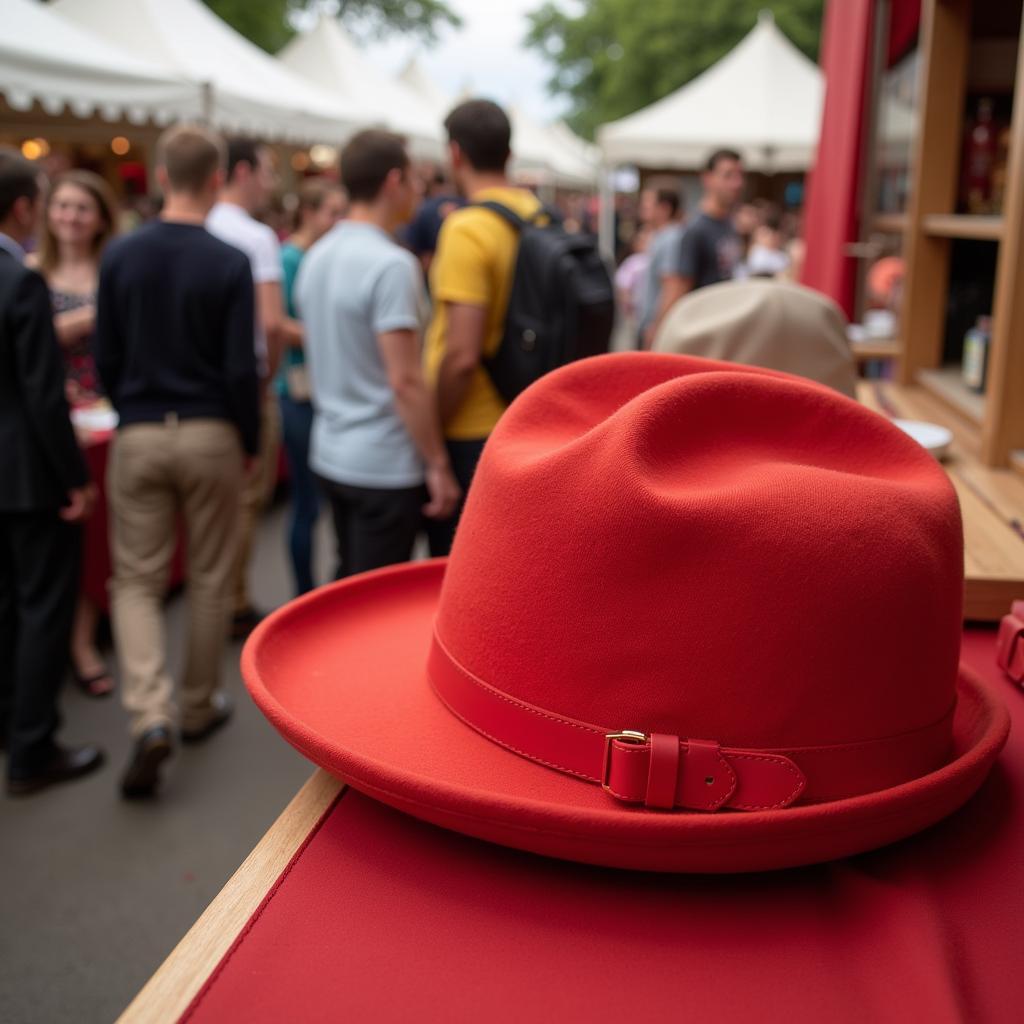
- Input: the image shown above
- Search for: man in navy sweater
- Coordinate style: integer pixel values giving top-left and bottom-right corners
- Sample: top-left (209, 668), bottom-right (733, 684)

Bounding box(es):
top-left (95, 125), bottom-right (259, 798)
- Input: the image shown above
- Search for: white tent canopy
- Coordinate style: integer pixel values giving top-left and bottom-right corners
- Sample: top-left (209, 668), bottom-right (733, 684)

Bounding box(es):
top-left (509, 109), bottom-right (598, 189)
top-left (397, 58), bottom-right (454, 125)
top-left (0, 0), bottom-right (200, 125)
top-left (549, 120), bottom-right (602, 168)
top-left (279, 15), bottom-right (443, 158)
top-left (54, 0), bottom-right (361, 144)
top-left (597, 12), bottom-right (823, 172)
top-left (397, 59), bottom-right (597, 189)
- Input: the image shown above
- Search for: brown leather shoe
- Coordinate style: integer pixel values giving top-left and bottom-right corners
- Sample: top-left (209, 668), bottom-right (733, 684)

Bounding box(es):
top-left (120, 727), bottom-right (173, 799)
top-left (7, 744), bottom-right (105, 796)
top-left (230, 606), bottom-right (265, 640)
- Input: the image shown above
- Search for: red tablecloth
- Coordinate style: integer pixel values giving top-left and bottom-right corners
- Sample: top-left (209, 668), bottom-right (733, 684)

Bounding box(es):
top-left (181, 629), bottom-right (1022, 1023)
top-left (81, 436), bottom-right (113, 611)
top-left (80, 434), bottom-right (185, 612)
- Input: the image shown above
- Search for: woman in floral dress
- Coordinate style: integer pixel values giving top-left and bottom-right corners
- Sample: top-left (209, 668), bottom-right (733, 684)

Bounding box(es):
top-left (34, 170), bottom-right (118, 696)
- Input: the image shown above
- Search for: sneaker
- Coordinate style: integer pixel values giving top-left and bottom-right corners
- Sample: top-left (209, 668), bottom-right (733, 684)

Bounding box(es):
top-left (120, 726), bottom-right (173, 799)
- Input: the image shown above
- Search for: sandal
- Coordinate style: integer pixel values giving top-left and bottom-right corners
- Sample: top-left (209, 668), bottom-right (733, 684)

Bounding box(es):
top-left (70, 663), bottom-right (115, 698)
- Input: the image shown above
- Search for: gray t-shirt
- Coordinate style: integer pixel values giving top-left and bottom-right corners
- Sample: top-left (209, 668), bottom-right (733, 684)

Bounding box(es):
top-left (638, 222), bottom-right (685, 332)
top-left (674, 212), bottom-right (742, 290)
top-left (296, 221), bottom-right (424, 489)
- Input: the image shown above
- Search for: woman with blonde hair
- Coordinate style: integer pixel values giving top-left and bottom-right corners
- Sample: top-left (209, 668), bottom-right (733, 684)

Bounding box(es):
top-left (35, 169), bottom-right (119, 696)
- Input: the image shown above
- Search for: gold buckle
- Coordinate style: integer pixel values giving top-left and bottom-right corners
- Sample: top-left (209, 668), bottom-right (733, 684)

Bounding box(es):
top-left (602, 730), bottom-right (648, 794)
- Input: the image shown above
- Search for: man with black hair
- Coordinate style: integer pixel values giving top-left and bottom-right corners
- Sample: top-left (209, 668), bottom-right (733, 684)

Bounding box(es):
top-left (423, 98), bottom-right (541, 555)
top-left (297, 130), bottom-right (460, 576)
top-left (0, 146), bottom-right (103, 795)
top-left (208, 138), bottom-right (298, 638)
top-left (647, 149), bottom-right (745, 344)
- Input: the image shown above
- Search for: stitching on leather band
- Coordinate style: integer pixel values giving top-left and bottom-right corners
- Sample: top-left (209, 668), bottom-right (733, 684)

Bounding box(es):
top-left (433, 630), bottom-right (605, 739)
top-left (431, 679), bottom-right (601, 784)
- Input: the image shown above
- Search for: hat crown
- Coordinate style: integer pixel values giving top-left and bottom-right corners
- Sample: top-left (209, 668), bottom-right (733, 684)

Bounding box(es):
top-left (436, 354), bottom-right (962, 755)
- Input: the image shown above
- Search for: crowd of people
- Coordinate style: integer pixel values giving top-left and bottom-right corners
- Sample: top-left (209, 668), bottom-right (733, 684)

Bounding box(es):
top-left (0, 99), bottom-right (563, 799)
top-left (1, 98), bottom-right (825, 802)
top-left (614, 151), bottom-right (804, 349)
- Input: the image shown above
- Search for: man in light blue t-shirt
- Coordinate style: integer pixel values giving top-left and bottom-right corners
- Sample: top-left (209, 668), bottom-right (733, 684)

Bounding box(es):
top-left (296, 130), bottom-right (460, 577)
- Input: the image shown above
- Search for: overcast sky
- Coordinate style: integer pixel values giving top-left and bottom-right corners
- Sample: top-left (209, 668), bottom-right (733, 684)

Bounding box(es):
top-left (361, 0), bottom-right (569, 124)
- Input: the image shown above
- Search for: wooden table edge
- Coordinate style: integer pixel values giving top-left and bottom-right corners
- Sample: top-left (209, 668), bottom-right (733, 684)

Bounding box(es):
top-left (117, 769), bottom-right (344, 1024)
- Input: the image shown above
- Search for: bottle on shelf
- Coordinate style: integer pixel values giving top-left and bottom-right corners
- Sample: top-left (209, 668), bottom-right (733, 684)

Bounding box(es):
top-left (960, 98), bottom-right (997, 214)
top-left (990, 123), bottom-right (1012, 215)
top-left (962, 316), bottom-right (993, 393)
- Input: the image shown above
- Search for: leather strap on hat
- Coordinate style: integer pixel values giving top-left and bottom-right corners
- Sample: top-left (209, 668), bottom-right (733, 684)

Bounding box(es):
top-left (428, 632), bottom-right (956, 812)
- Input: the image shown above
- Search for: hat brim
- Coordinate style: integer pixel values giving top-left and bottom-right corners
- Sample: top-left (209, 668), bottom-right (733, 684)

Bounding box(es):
top-left (243, 560), bottom-right (1010, 873)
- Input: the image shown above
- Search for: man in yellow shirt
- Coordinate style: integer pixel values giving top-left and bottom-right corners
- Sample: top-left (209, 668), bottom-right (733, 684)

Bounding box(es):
top-left (424, 99), bottom-right (541, 555)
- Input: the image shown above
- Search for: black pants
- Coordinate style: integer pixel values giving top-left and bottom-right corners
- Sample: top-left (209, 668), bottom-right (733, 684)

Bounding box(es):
top-left (319, 478), bottom-right (426, 579)
top-left (425, 438), bottom-right (487, 558)
top-left (0, 510), bottom-right (80, 779)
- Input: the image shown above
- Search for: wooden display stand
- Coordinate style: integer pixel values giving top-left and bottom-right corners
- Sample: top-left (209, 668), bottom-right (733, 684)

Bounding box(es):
top-left (896, 0), bottom-right (1024, 470)
top-left (857, 379), bottom-right (1024, 620)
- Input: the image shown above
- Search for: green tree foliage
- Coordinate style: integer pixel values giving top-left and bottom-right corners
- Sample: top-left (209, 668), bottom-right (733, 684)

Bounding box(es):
top-left (526, 0), bottom-right (825, 139)
top-left (202, 0), bottom-right (462, 54)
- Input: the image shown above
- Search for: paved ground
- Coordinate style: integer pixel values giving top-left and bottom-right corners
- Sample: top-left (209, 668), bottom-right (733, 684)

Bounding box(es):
top-left (0, 322), bottom-right (637, 1024)
top-left (0, 502), bottom-right (323, 1024)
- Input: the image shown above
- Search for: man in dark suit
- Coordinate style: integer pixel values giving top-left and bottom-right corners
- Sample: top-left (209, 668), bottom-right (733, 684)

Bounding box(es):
top-left (0, 146), bottom-right (104, 795)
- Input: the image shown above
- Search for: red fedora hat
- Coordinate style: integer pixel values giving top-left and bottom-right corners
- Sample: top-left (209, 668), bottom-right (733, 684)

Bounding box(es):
top-left (244, 353), bottom-right (1009, 872)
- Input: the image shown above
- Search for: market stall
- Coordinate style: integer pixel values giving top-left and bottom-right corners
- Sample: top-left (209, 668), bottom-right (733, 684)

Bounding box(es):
top-left (0, 0), bottom-right (199, 125)
top-left (806, 0), bottom-right (1024, 469)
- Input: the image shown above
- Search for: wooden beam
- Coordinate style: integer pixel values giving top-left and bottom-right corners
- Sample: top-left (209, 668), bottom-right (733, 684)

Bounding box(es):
top-left (981, 16), bottom-right (1024, 465)
top-left (897, 0), bottom-right (972, 385)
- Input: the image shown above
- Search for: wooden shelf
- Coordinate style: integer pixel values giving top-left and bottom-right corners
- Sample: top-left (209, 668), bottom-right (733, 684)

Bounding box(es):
top-left (872, 213), bottom-right (908, 234)
top-left (921, 214), bottom-right (1005, 240)
top-left (1011, 450), bottom-right (1024, 481)
top-left (917, 366), bottom-right (986, 423)
top-left (893, 0), bottom-right (1024, 466)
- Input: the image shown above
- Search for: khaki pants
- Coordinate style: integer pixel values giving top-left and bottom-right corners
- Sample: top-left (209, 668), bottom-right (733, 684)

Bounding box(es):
top-left (231, 392), bottom-right (280, 615)
top-left (108, 418), bottom-right (243, 738)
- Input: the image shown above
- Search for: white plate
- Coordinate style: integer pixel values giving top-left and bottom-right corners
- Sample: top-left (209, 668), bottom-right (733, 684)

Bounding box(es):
top-left (893, 418), bottom-right (952, 460)
top-left (71, 405), bottom-right (118, 433)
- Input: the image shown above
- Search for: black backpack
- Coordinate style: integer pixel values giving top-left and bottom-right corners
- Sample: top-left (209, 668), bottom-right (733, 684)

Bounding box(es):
top-left (476, 201), bottom-right (615, 404)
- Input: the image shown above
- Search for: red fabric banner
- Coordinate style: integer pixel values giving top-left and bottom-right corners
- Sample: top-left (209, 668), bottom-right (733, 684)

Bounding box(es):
top-left (800, 0), bottom-right (874, 316)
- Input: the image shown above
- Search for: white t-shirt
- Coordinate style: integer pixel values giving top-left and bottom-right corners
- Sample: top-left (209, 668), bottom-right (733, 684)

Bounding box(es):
top-left (206, 201), bottom-right (282, 375)
top-left (296, 220), bottom-right (425, 489)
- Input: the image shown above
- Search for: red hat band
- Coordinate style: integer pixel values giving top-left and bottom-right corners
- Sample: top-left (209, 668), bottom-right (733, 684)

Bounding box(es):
top-left (430, 354), bottom-right (965, 815)
top-left (427, 631), bottom-right (956, 811)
